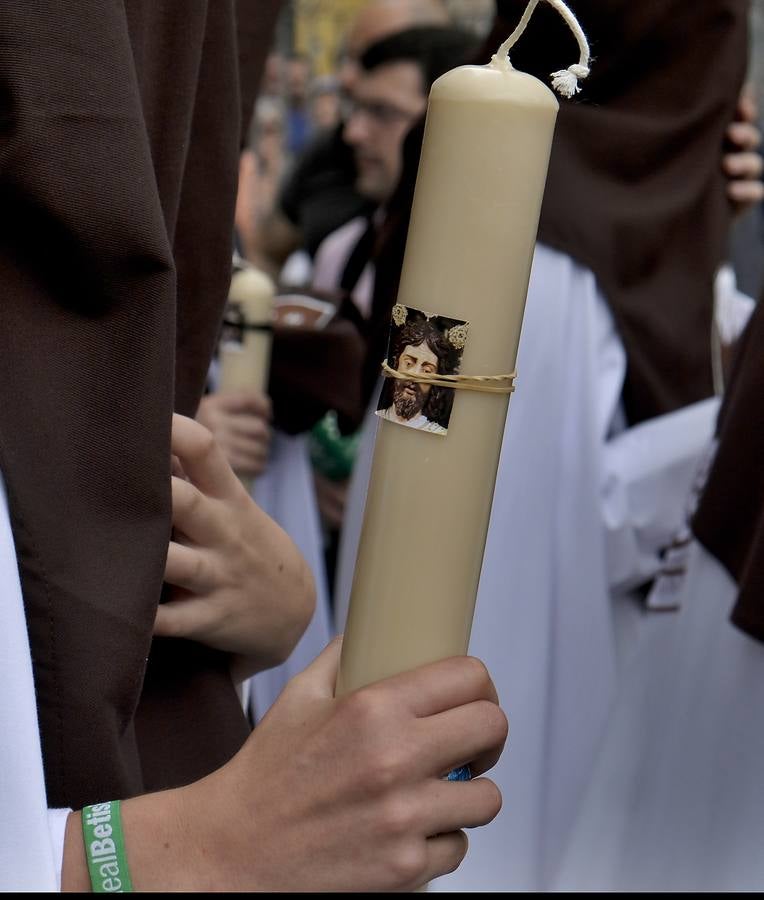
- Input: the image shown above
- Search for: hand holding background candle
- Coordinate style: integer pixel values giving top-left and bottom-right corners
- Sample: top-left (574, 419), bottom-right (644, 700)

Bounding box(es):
top-left (337, 0), bottom-right (589, 695)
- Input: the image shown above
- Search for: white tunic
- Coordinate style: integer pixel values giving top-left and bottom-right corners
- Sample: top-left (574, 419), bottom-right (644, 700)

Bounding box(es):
top-left (436, 246), bottom-right (723, 891)
top-left (555, 542), bottom-right (764, 892)
top-left (248, 433), bottom-right (334, 720)
top-left (0, 473), bottom-right (67, 890)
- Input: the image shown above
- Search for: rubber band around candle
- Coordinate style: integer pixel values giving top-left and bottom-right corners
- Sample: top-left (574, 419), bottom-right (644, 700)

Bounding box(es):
top-left (381, 360), bottom-right (516, 394)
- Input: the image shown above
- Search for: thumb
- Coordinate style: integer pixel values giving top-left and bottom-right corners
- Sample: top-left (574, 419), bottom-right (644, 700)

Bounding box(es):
top-left (290, 635), bottom-right (344, 701)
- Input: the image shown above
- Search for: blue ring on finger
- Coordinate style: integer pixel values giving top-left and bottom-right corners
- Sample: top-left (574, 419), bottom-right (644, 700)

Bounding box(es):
top-left (446, 765), bottom-right (472, 782)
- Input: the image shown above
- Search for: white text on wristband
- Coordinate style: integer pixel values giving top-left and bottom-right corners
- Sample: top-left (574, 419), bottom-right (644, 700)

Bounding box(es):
top-left (81, 801), bottom-right (134, 893)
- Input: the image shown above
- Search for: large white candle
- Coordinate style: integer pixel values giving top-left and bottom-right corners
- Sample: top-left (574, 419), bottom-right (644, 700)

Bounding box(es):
top-left (337, 44), bottom-right (572, 695)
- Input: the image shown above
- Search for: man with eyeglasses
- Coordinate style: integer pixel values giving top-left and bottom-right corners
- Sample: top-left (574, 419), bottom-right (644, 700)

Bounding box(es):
top-left (340, 42), bottom-right (430, 208)
top-left (312, 25), bottom-right (479, 315)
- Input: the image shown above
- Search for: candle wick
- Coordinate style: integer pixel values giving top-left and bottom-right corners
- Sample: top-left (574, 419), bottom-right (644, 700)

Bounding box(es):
top-left (494, 0), bottom-right (590, 99)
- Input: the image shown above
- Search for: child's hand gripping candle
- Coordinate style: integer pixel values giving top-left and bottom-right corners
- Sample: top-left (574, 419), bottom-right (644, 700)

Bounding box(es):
top-left (336, 0), bottom-right (589, 698)
top-left (218, 260), bottom-right (275, 490)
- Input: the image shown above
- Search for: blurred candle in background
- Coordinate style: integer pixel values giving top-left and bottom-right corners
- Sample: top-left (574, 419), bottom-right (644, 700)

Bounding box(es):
top-left (219, 262), bottom-right (275, 490)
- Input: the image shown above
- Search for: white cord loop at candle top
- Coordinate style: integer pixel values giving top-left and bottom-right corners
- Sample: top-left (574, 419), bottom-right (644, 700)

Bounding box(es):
top-left (493, 0), bottom-right (590, 99)
top-left (381, 361), bottom-right (516, 394)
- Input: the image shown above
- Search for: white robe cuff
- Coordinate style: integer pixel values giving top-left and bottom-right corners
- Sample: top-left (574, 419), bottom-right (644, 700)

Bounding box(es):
top-left (47, 808), bottom-right (71, 891)
top-left (601, 397), bottom-right (719, 592)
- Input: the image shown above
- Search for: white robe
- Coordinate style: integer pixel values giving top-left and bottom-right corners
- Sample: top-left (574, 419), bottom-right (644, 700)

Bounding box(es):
top-left (336, 243), bottom-right (722, 891)
top-left (436, 246), bottom-right (726, 891)
top-left (555, 542), bottom-right (764, 892)
top-left (248, 432), bottom-right (334, 720)
top-left (0, 473), bottom-right (67, 890)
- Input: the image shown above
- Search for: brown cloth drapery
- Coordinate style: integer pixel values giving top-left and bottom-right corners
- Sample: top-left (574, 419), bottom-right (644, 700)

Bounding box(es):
top-left (486, 0), bottom-right (749, 425)
top-left (693, 297), bottom-right (764, 641)
top-left (0, 0), bottom-right (281, 810)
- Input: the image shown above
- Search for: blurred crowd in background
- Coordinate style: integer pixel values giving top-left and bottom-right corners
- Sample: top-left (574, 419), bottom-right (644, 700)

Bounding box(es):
top-left (242, 0), bottom-right (764, 298)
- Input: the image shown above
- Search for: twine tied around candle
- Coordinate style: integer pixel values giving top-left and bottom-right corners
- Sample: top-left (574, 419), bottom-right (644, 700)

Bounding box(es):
top-left (381, 360), bottom-right (516, 394)
top-left (493, 0), bottom-right (590, 99)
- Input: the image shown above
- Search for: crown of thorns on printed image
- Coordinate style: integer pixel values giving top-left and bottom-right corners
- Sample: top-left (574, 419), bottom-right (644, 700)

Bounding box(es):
top-left (377, 303), bottom-right (470, 434)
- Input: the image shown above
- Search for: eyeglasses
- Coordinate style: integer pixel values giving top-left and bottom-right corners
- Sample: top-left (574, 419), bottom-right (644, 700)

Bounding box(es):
top-left (341, 95), bottom-right (421, 128)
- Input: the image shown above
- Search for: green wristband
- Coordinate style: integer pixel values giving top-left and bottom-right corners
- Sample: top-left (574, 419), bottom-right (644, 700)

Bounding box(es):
top-left (81, 801), bottom-right (134, 893)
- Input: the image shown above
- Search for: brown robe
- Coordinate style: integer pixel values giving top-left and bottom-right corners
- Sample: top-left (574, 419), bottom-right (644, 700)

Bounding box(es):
top-left (693, 297), bottom-right (764, 641)
top-left (0, 0), bottom-right (281, 810)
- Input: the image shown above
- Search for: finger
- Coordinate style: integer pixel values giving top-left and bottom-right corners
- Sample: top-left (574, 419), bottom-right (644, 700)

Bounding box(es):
top-left (171, 454), bottom-right (188, 480)
top-left (164, 541), bottom-right (216, 592)
top-left (378, 656), bottom-right (500, 719)
top-left (322, 506), bottom-right (344, 530)
top-left (723, 151), bottom-right (764, 179)
top-left (728, 179), bottom-right (764, 206)
top-left (154, 594), bottom-right (215, 640)
top-left (422, 778), bottom-right (503, 834)
top-left (420, 831), bottom-right (469, 885)
top-left (228, 455), bottom-right (268, 480)
top-left (415, 699), bottom-right (508, 779)
top-left (171, 476), bottom-right (224, 545)
top-left (726, 121), bottom-right (761, 152)
top-left (208, 429), bottom-right (267, 475)
top-left (224, 429), bottom-right (270, 460)
top-left (216, 389), bottom-right (272, 419)
top-left (317, 494), bottom-right (345, 526)
top-left (289, 635), bottom-right (344, 701)
top-left (225, 411), bottom-right (272, 437)
top-left (325, 481), bottom-right (348, 504)
top-left (737, 85), bottom-right (758, 124)
top-left (171, 413), bottom-right (245, 500)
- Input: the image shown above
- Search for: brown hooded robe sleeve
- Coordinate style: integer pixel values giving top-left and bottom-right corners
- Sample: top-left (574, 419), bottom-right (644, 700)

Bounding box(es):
top-left (0, 0), bottom-right (280, 810)
top-left (693, 297), bottom-right (764, 641)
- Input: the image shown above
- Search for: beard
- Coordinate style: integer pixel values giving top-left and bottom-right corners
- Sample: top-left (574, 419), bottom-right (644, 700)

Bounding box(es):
top-left (392, 380), bottom-right (426, 420)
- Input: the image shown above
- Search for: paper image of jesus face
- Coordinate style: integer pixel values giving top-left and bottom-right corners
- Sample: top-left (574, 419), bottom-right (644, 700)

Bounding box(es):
top-left (377, 305), bottom-right (469, 436)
